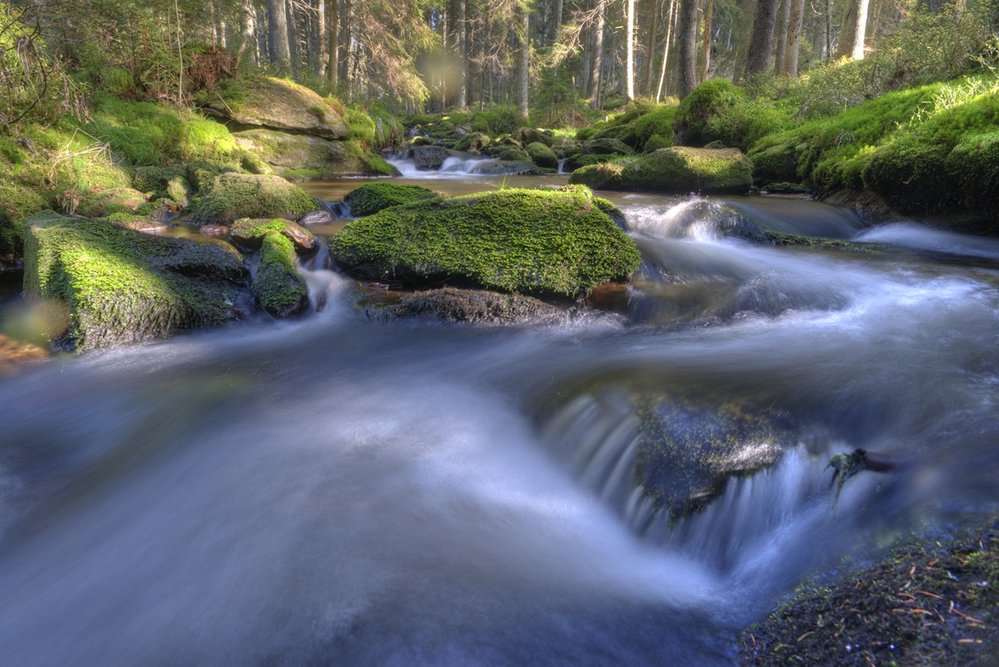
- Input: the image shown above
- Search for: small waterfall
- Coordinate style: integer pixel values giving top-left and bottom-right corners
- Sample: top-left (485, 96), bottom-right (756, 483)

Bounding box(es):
top-left (557, 158), bottom-right (567, 174)
top-left (624, 199), bottom-right (748, 242)
top-left (297, 244), bottom-right (350, 314)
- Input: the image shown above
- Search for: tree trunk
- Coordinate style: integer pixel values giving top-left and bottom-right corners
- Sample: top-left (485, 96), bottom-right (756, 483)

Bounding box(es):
top-left (835, 0), bottom-right (870, 60)
top-left (287, 0), bottom-right (300, 76)
top-left (339, 0), bottom-right (351, 83)
top-left (744, 0), bottom-right (779, 76)
top-left (518, 2), bottom-right (530, 118)
top-left (701, 0), bottom-right (714, 82)
top-left (773, 0), bottom-right (791, 73)
top-left (625, 0), bottom-right (636, 99)
top-left (326, 0), bottom-right (338, 87)
top-left (590, 0), bottom-right (606, 109)
top-left (783, 0), bottom-right (805, 75)
top-left (457, 0), bottom-right (468, 108)
top-left (676, 0), bottom-right (698, 97)
top-left (642, 0), bottom-right (660, 95)
top-left (238, 0), bottom-right (257, 66)
top-left (268, 0), bottom-right (292, 72)
top-left (656, 0), bottom-right (677, 101)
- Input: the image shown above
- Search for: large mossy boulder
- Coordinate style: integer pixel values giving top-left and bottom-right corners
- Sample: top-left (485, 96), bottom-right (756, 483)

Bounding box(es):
top-left (229, 218), bottom-right (317, 253)
top-left (343, 183), bottom-right (440, 217)
top-left (0, 181), bottom-right (49, 254)
top-left (569, 147), bottom-right (753, 194)
top-left (672, 78), bottom-right (745, 147)
top-left (213, 77), bottom-right (348, 139)
top-left (330, 186), bottom-right (641, 298)
top-left (191, 173), bottom-right (316, 224)
top-left (232, 130), bottom-right (397, 178)
top-left (23, 212), bottom-right (247, 350)
top-left (526, 142), bottom-right (559, 169)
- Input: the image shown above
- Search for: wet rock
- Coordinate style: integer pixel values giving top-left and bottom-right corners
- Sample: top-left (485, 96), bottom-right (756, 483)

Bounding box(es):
top-left (253, 231), bottom-right (310, 318)
top-left (406, 145), bottom-right (453, 170)
top-left (374, 287), bottom-right (564, 325)
top-left (23, 212), bottom-right (248, 350)
top-left (230, 218), bottom-right (317, 254)
top-left (297, 210), bottom-right (335, 226)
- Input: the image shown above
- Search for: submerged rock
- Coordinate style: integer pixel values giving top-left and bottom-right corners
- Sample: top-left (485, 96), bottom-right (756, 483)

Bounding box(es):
top-left (191, 173), bottom-right (316, 224)
top-left (23, 212), bottom-right (248, 350)
top-left (343, 183), bottom-right (440, 217)
top-left (210, 77), bottom-right (348, 139)
top-left (570, 146), bottom-right (753, 194)
top-left (330, 185), bottom-right (641, 298)
top-left (373, 287), bottom-right (564, 325)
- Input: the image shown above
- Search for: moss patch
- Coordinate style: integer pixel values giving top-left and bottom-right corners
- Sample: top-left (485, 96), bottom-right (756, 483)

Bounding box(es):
top-left (570, 147), bottom-right (753, 194)
top-left (211, 76), bottom-right (348, 139)
top-left (344, 182), bottom-right (440, 217)
top-left (23, 213), bottom-right (247, 350)
top-left (191, 173), bottom-right (316, 223)
top-left (230, 217), bottom-right (317, 253)
top-left (526, 141), bottom-right (559, 169)
top-left (330, 186), bottom-right (641, 298)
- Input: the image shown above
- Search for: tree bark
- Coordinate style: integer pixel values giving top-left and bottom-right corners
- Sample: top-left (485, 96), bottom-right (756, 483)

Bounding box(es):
top-left (701, 0), bottom-right (714, 82)
top-left (783, 0), bottom-right (805, 75)
top-left (268, 0), bottom-right (292, 72)
top-left (773, 0), bottom-right (790, 73)
top-left (744, 0), bottom-right (779, 76)
top-left (238, 0), bottom-right (257, 66)
top-left (287, 0), bottom-right (300, 75)
top-left (835, 0), bottom-right (870, 60)
top-left (457, 0), bottom-right (467, 108)
top-left (642, 0), bottom-right (660, 95)
top-left (656, 0), bottom-right (677, 101)
top-left (326, 0), bottom-right (338, 87)
top-left (518, 2), bottom-right (530, 118)
top-left (676, 0), bottom-right (698, 97)
top-left (590, 0), bottom-right (606, 109)
top-left (625, 0), bottom-right (636, 100)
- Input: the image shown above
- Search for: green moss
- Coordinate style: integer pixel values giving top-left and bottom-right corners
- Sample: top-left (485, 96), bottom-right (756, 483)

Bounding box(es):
top-left (525, 141), bottom-right (559, 169)
top-left (346, 107), bottom-right (377, 146)
top-left (23, 213), bottom-right (246, 350)
top-left (0, 181), bottom-right (48, 253)
top-left (674, 79), bottom-right (789, 151)
top-left (570, 147), bottom-right (753, 194)
top-left (344, 182), bottom-right (440, 217)
top-left (191, 173), bottom-right (316, 223)
top-left (330, 186), bottom-right (641, 298)
top-left (253, 231), bottom-right (309, 318)
top-left (73, 187), bottom-right (149, 218)
top-left (229, 217), bottom-right (317, 253)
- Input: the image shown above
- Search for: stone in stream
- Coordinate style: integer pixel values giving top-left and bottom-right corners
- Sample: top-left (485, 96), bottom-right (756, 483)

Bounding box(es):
top-left (229, 218), bottom-right (318, 254)
top-left (190, 173), bottom-right (317, 224)
top-left (343, 183), bottom-right (440, 217)
top-left (297, 210), bottom-right (335, 226)
top-left (368, 287), bottom-right (565, 325)
top-left (330, 185), bottom-right (642, 299)
top-left (570, 146), bottom-right (753, 195)
top-left (252, 231), bottom-right (310, 318)
top-left (406, 145), bottom-right (453, 170)
top-left (23, 212), bottom-right (248, 350)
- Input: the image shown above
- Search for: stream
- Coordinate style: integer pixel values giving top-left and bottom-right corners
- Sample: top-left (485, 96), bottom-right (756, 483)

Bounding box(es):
top-left (0, 169), bottom-right (996, 665)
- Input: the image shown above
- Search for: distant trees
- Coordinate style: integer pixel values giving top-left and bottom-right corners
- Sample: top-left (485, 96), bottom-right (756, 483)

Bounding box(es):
top-left (5, 0), bottom-right (994, 115)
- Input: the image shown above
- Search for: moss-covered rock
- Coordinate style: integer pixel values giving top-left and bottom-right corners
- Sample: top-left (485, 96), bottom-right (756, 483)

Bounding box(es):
top-left (406, 145), bottom-right (452, 170)
top-left (376, 287), bottom-right (564, 324)
top-left (526, 141), bottom-right (559, 169)
top-left (229, 218), bottom-right (317, 254)
top-left (343, 183), bottom-right (440, 217)
top-left (233, 129), bottom-right (396, 178)
top-left (211, 77), bottom-right (348, 139)
top-left (23, 212), bottom-right (247, 350)
top-left (330, 186), bottom-right (641, 298)
top-left (454, 132), bottom-right (492, 153)
top-left (569, 147), bottom-right (753, 194)
top-left (0, 181), bottom-right (48, 254)
top-left (253, 231), bottom-right (309, 318)
top-left (191, 173), bottom-right (316, 223)
top-left (674, 79), bottom-right (744, 146)
top-left (515, 128), bottom-right (554, 147)
top-left (73, 187), bottom-right (150, 218)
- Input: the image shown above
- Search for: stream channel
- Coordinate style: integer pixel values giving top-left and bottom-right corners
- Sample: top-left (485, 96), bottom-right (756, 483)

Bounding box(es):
top-left (0, 167), bottom-right (996, 665)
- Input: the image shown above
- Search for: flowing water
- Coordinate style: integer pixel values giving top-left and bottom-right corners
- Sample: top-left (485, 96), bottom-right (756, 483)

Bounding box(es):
top-left (0, 170), bottom-right (997, 665)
